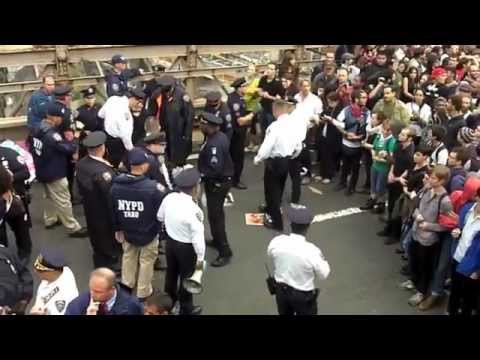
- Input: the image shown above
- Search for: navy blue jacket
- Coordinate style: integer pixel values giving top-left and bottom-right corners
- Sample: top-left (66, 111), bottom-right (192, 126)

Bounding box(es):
top-left (110, 174), bottom-right (165, 246)
top-left (204, 103), bottom-right (233, 140)
top-left (31, 121), bottom-right (77, 183)
top-left (65, 286), bottom-right (143, 315)
top-left (27, 88), bottom-right (52, 131)
top-left (198, 131), bottom-right (234, 181)
top-left (105, 68), bottom-right (142, 97)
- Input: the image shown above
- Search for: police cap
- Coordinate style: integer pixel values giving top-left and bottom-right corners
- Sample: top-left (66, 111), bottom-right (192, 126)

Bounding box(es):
top-left (231, 77), bottom-right (247, 89)
top-left (111, 54), bottom-right (127, 65)
top-left (143, 132), bottom-right (166, 145)
top-left (81, 86), bottom-right (96, 98)
top-left (174, 167), bottom-right (201, 189)
top-left (126, 88), bottom-right (146, 100)
top-left (156, 75), bottom-right (176, 88)
top-left (128, 147), bottom-right (149, 166)
top-left (205, 91), bottom-right (222, 103)
top-left (46, 101), bottom-right (65, 117)
top-left (82, 131), bottom-right (106, 148)
top-left (53, 85), bottom-right (73, 97)
top-left (199, 112), bottom-right (223, 125)
top-left (284, 204), bottom-right (314, 225)
top-left (34, 249), bottom-right (67, 272)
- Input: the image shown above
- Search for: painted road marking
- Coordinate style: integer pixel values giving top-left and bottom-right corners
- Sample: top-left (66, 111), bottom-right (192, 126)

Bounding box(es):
top-left (312, 207), bottom-right (364, 224)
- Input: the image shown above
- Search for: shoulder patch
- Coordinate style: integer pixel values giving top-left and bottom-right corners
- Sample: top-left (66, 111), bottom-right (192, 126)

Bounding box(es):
top-left (102, 172), bottom-right (112, 182)
top-left (183, 94), bottom-right (190, 102)
top-left (55, 300), bottom-right (66, 313)
top-left (233, 103), bottom-right (240, 111)
top-left (16, 156), bottom-right (25, 165)
top-left (52, 133), bottom-right (62, 142)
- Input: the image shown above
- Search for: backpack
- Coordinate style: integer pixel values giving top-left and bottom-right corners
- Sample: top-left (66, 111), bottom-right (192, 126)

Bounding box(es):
top-left (0, 245), bottom-right (33, 308)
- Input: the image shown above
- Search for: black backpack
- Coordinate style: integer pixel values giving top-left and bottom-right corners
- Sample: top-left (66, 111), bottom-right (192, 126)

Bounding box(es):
top-left (0, 245), bottom-right (33, 308)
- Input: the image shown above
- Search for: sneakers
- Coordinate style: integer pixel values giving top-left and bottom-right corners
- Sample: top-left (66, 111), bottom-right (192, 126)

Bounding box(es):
top-left (224, 192), bottom-right (235, 207)
top-left (322, 178), bottom-right (331, 184)
top-left (418, 294), bottom-right (442, 311)
top-left (400, 280), bottom-right (415, 291)
top-left (45, 219), bottom-right (62, 229)
top-left (69, 227), bottom-right (89, 238)
top-left (314, 175), bottom-right (323, 182)
top-left (360, 198), bottom-right (376, 211)
top-left (408, 292), bottom-right (425, 306)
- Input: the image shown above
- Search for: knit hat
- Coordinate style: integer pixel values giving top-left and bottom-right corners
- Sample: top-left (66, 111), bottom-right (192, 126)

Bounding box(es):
top-left (458, 127), bottom-right (476, 145)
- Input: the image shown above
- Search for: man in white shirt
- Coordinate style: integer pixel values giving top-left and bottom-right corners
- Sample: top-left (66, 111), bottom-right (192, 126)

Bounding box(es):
top-left (157, 168), bottom-right (205, 315)
top-left (98, 88), bottom-right (145, 168)
top-left (254, 100), bottom-right (302, 231)
top-left (291, 79), bottom-right (323, 188)
top-left (30, 249), bottom-right (78, 315)
top-left (267, 204), bottom-right (330, 315)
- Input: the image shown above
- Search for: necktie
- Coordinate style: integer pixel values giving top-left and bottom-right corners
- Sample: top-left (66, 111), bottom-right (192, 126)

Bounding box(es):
top-left (97, 302), bottom-right (108, 315)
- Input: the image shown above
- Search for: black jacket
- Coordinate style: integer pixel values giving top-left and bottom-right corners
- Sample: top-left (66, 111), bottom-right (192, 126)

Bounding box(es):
top-left (445, 115), bottom-right (467, 151)
top-left (198, 131), bottom-right (234, 181)
top-left (0, 146), bottom-right (30, 195)
top-left (0, 244), bottom-right (33, 308)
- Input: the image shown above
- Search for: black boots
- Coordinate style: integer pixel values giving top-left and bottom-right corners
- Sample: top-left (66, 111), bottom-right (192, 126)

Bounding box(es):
top-left (360, 198), bottom-right (376, 211)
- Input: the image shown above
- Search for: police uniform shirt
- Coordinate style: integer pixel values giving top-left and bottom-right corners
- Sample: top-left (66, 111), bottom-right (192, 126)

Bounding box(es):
top-left (291, 92), bottom-right (323, 142)
top-left (227, 92), bottom-right (248, 130)
top-left (56, 101), bottom-right (74, 133)
top-left (98, 95), bottom-right (134, 150)
top-left (267, 234), bottom-right (330, 291)
top-left (204, 103), bottom-right (233, 138)
top-left (0, 146), bottom-right (30, 193)
top-left (254, 114), bottom-right (303, 162)
top-left (75, 103), bottom-right (103, 132)
top-left (157, 192), bottom-right (205, 262)
top-left (198, 131), bottom-right (234, 179)
top-left (33, 266), bottom-right (79, 315)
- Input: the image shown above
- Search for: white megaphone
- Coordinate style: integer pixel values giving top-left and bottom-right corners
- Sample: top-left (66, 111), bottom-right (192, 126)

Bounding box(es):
top-left (183, 261), bottom-right (206, 294)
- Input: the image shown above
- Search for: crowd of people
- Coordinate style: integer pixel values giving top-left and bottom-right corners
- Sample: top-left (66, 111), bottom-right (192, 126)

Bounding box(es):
top-left (1, 45), bottom-right (480, 315)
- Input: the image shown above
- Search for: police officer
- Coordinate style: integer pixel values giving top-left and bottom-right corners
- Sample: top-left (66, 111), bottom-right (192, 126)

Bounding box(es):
top-left (254, 99), bottom-right (302, 231)
top-left (0, 243), bottom-right (33, 315)
top-left (30, 102), bottom-right (88, 238)
top-left (75, 86), bottom-right (103, 158)
top-left (76, 131), bottom-right (122, 272)
top-left (98, 88), bottom-right (146, 168)
top-left (267, 204), bottom-right (331, 315)
top-left (228, 78), bottom-right (255, 190)
top-left (157, 168), bottom-right (205, 315)
top-left (29, 249), bottom-right (79, 315)
top-left (204, 91), bottom-right (233, 140)
top-left (0, 162), bottom-right (32, 264)
top-left (110, 148), bottom-right (166, 300)
top-left (26, 75), bottom-right (55, 133)
top-left (105, 54), bottom-right (144, 98)
top-left (198, 112), bottom-right (234, 267)
top-left (147, 75), bottom-right (194, 169)
top-left (53, 85), bottom-right (78, 203)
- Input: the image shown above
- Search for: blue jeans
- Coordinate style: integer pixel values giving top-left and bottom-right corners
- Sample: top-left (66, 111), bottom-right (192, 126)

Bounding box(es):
top-left (431, 233), bottom-right (453, 296)
top-left (370, 167), bottom-right (388, 200)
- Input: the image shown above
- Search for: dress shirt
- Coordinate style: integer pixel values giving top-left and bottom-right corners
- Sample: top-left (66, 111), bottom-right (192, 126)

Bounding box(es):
top-left (98, 96), bottom-right (134, 151)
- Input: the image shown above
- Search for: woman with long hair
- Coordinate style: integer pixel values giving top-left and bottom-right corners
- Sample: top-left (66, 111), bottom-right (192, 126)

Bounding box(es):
top-left (278, 51), bottom-right (299, 83)
top-left (401, 67), bottom-right (420, 103)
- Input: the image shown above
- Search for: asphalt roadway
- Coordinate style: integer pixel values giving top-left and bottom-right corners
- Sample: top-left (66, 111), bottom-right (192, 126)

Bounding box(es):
top-left (11, 154), bottom-right (446, 315)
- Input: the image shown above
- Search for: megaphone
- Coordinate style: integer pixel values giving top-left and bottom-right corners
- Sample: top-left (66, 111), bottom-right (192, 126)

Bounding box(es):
top-left (183, 261), bottom-right (206, 294)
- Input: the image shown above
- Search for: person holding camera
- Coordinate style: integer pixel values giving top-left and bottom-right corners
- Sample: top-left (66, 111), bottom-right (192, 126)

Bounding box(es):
top-left (267, 204), bottom-right (330, 315)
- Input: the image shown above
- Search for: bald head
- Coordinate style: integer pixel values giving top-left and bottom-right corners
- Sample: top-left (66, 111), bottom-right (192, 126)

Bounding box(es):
top-left (89, 268), bottom-right (117, 302)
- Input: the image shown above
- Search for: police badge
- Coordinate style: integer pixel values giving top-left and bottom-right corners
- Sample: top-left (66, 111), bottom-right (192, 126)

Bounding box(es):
top-left (183, 94), bottom-right (190, 103)
top-left (112, 83), bottom-right (119, 92)
top-left (55, 300), bottom-right (66, 313)
top-left (233, 103), bottom-right (240, 111)
top-left (102, 172), bottom-right (112, 182)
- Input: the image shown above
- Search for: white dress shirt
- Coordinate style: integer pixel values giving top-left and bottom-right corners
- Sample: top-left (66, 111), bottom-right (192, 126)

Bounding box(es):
top-left (254, 114), bottom-right (303, 162)
top-left (267, 233), bottom-right (330, 291)
top-left (33, 267), bottom-right (79, 315)
top-left (293, 92), bottom-right (323, 141)
top-left (454, 203), bottom-right (480, 263)
top-left (157, 191), bottom-right (205, 262)
top-left (98, 96), bottom-right (134, 151)
top-left (406, 102), bottom-right (432, 125)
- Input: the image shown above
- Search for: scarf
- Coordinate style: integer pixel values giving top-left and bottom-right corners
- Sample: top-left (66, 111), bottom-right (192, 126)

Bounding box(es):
top-left (351, 103), bottom-right (364, 118)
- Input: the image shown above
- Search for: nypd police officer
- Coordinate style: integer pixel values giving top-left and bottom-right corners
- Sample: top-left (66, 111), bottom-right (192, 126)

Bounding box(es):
top-left (228, 78), bottom-right (255, 190)
top-left (31, 102), bottom-right (88, 238)
top-left (204, 91), bottom-right (233, 140)
top-left (198, 112), bottom-right (234, 267)
top-left (267, 204), bottom-right (330, 315)
top-left (76, 131), bottom-right (121, 272)
top-left (146, 75), bottom-right (194, 168)
top-left (105, 54), bottom-right (144, 98)
top-left (110, 148), bottom-right (166, 300)
top-left (74, 86), bottom-right (103, 158)
top-left (157, 168), bottom-right (205, 315)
